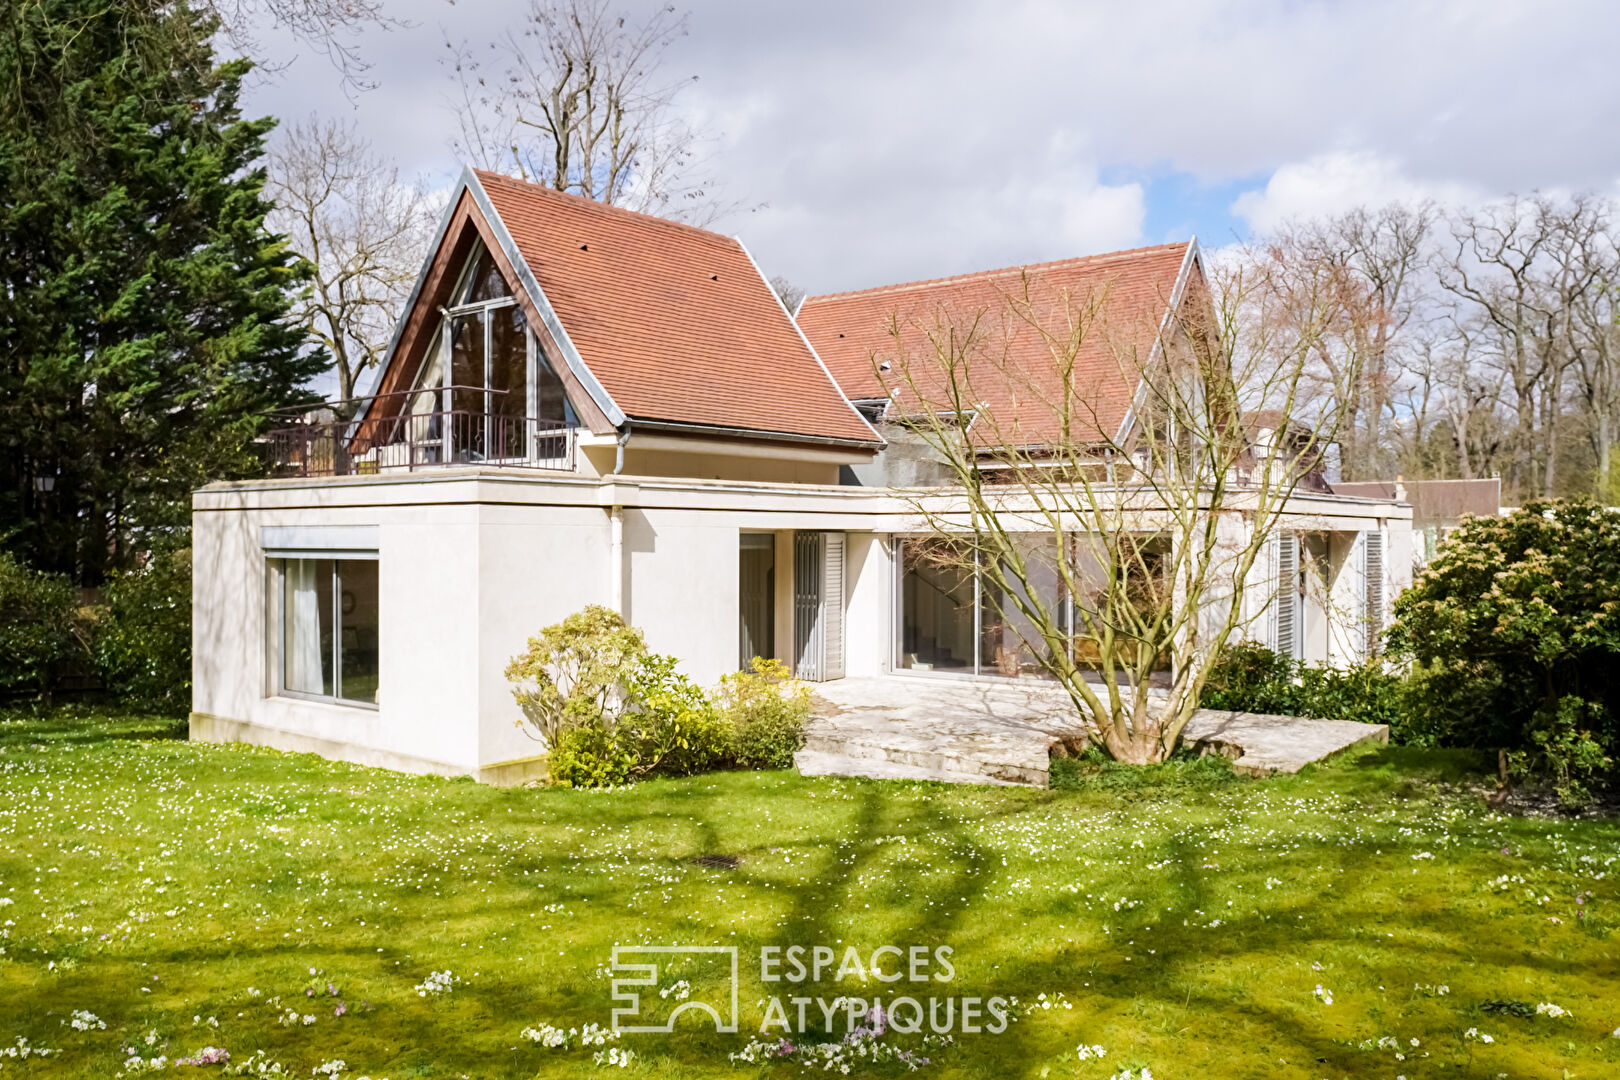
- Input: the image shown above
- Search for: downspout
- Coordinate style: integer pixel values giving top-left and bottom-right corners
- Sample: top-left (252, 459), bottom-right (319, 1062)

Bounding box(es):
top-left (607, 426), bottom-right (631, 616)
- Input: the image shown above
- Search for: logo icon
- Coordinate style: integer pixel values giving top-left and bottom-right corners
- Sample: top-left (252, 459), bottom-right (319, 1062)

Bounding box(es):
top-left (610, 946), bottom-right (739, 1033)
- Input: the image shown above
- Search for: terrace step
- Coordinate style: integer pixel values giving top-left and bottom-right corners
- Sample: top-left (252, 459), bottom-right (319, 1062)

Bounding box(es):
top-left (793, 749), bottom-right (1029, 787)
top-left (800, 727), bottom-right (1049, 786)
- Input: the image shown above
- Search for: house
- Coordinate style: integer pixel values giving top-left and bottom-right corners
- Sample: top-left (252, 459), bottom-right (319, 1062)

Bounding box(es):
top-left (190, 168), bottom-right (1413, 782)
top-left (1332, 478), bottom-right (1500, 566)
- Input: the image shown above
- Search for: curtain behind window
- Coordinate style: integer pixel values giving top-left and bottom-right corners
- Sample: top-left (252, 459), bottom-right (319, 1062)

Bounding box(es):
top-left (284, 560), bottom-right (332, 695)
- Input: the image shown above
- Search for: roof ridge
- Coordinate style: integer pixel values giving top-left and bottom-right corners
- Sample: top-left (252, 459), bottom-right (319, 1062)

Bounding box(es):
top-left (472, 168), bottom-right (737, 249)
top-left (803, 241), bottom-right (1192, 305)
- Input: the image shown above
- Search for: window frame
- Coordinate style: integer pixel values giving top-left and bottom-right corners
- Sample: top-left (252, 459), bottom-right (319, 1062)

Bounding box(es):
top-left (268, 554), bottom-right (381, 710)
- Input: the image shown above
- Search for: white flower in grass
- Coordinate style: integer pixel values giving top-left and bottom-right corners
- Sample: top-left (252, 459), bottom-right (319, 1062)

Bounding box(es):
top-left (1463, 1027), bottom-right (1495, 1044)
top-left (1535, 1002), bottom-right (1570, 1019)
top-left (69, 1010), bottom-right (105, 1031)
top-left (1076, 1043), bottom-right (1107, 1060)
top-left (1313, 984), bottom-right (1333, 1005)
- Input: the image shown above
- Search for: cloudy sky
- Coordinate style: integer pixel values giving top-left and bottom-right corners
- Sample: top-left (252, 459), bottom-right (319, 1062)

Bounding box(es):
top-left (244, 0), bottom-right (1620, 296)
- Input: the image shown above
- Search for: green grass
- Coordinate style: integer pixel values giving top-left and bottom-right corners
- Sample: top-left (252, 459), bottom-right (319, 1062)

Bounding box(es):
top-left (1, 709), bottom-right (1617, 1078)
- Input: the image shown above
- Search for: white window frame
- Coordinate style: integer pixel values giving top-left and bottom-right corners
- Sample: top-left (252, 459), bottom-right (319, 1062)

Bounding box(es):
top-left (266, 554), bottom-right (380, 710)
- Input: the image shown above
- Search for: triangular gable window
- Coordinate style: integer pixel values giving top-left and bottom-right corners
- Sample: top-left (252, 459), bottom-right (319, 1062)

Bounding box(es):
top-left (459, 248), bottom-right (511, 304)
top-left (392, 240), bottom-right (574, 466)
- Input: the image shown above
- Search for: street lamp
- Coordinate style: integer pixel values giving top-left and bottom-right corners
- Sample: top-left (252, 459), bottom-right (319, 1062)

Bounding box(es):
top-left (32, 474), bottom-right (55, 493)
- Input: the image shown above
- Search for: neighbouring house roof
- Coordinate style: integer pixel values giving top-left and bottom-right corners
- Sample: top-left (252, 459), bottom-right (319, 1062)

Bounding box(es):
top-left (371, 168), bottom-right (879, 448)
top-left (797, 242), bottom-right (1197, 448)
top-left (473, 171), bottom-right (878, 446)
top-left (1332, 478), bottom-right (1502, 525)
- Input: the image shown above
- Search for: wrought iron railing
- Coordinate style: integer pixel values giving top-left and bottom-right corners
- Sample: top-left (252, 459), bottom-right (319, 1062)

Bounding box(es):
top-left (263, 386), bottom-right (575, 478)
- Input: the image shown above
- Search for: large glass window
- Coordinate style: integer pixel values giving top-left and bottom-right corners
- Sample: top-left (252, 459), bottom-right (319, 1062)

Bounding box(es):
top-left (979, 535), bottom-right (1066, 679)
top-left (279, 558), bottom-right (379, 706)
top-left (897, 539), bottom-right (977, 673)
top-left (895, 534), bottom-right (1167, 679)
top-left (395, 241), bottom-right (576, 464)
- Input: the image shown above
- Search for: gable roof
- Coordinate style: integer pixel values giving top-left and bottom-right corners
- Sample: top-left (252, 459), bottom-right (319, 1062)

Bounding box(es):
top-left (797, 242), bottom-right (1196, 447)
top-left (465, 170), bottom-right (878, 446)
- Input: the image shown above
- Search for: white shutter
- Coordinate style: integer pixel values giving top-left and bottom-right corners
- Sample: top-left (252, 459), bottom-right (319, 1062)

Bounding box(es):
top-left (1274, 532), bottom-right (1297, 660)
top-left (1363, 529), bottom-right (1384, 659)
top-left (822, 533), bottom-right (846, 680)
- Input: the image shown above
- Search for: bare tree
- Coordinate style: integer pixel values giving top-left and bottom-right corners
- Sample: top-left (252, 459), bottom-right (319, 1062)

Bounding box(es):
top-left (207, 0), bottom-right (406, 91)
top-left (1272, 203), bottom-right (1434, 480)
top-left (268, 118), bottom-right (437, 412)
top-left (884, 249), bottom-right (1361, 763)
top-left (444, 0), bottom-right (722, 222)
top-left (769, 276), bottom-right (807, 314)
top-left (1440, 194), bottom-right (1612, 500)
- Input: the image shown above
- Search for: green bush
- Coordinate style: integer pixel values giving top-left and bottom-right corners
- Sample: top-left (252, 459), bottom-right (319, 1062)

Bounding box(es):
top-left (0, 550), bottom-right (84, 696)
top-left (505, 605), bottom-right (649, 747)
top-left (1388, 498), bottom-right (1619, 801)
top-left (548, 723), bottom-right (638, 789)
top-left (93, 540), bottom-right (191, 708)
top-left (1199, 641), bottom-right (1404, 731)
top-left (720, 657), bottom-right (811, 769)
top-left (506, 607), bottom-right (732, 786)
top-left (621, 654), bottom-right (730, 778)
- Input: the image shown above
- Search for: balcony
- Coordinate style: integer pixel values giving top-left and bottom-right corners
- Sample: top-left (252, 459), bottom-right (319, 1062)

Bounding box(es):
top-left (263, 386), bottom-right (576, 479)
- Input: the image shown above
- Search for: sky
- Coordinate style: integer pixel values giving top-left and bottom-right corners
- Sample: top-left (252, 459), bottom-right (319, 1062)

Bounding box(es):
top-left (242, 0), bottom-right (1620, 297)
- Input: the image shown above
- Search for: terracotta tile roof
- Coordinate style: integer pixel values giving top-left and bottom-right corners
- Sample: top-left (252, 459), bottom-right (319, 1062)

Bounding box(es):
top-left (798, 243), bottom-right (1193, 447)
top-left (474, 170), bottom-right (878, 445)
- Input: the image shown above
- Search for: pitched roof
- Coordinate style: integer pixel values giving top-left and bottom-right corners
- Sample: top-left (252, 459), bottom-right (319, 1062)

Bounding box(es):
top-left (797, 243), bottom-right (1194, 446)
top-left (472, 170), bottom-right (878, 446)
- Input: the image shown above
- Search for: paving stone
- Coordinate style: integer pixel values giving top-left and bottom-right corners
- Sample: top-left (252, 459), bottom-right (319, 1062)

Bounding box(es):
top-left (798, 675), bottom-right (1389, 787)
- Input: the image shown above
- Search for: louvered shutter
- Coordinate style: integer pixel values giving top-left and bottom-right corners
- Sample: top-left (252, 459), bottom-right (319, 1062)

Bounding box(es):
top-left (822, 533), bottom-right (846, 680)
top-left (1363, 529), bottom-right (1384, 659)
top-left (1273, 532), bottom-right (1297, 660)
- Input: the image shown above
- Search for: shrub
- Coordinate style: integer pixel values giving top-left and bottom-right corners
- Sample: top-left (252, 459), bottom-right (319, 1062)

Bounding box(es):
top-left (94, 540), bottom-right (191, 708)
top-left (506, 607), bottom-right (729, 786)
top-left (1199, 642), bottom-right (1404, 731)
top-left (0, 550), bottom-right (84, 697)
top-left (548, 723), bottom-right (638, 789)
top-left (1388, 498), bottom-right (1620, 801)
top-left (504, 606), bottom-right (649, 746)
top-left (720, 657), bottom-right (811, 769)
top-left (620, 653), bottom-right (730, 778)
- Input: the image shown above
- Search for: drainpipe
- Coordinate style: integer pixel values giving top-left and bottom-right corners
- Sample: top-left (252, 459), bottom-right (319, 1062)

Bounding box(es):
top-left (607, 426), bottom-right (630, 615)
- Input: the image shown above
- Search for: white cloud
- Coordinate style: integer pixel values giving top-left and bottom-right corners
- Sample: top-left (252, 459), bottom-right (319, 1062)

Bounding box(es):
top-left (1229, 151), bottom-right (1483, 233)
top-left (239, 0), bottom-right (1620, 291)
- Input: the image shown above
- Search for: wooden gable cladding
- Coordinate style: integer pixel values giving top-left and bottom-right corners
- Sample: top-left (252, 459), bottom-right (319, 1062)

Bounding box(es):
top-left (369, 190), bottom-right (616, 435)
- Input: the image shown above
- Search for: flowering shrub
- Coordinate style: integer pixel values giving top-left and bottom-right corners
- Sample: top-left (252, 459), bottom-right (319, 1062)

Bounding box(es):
top-left (508, 608), bottom-right (728, 786)
top-left (1388, 498), bottom-right (1619, 801)
top-left (719, 657), bottom-right (811, 769)
top-left (505, 606), bottom-right (649, 747)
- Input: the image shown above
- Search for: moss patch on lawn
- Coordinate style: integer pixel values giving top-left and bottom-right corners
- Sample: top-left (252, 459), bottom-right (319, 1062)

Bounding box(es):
top-left (0, 711), bottom-right (1616, 1078)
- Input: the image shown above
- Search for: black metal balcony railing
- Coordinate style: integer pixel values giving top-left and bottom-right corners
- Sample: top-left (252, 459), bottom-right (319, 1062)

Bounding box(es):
top-left (263, 386), bottom-right (575, 479)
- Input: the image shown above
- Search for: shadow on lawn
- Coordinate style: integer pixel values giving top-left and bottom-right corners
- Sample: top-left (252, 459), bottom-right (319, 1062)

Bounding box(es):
top-left (0, 701), bottom-right (187, 745)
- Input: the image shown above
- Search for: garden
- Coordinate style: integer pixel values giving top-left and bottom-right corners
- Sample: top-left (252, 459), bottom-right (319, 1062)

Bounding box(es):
top-left (4, 502), bottom-right (1620, 1078)
top-left (0, 707), bottom-right (1618, 1078)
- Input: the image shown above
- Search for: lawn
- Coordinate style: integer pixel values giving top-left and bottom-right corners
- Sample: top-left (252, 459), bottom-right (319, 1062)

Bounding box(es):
top-left (1, 709), bottom-right (1617, 1079)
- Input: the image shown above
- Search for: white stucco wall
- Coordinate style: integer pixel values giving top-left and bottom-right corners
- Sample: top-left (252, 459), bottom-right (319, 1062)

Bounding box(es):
top-left (191, 469), bottom-right (1416, 782)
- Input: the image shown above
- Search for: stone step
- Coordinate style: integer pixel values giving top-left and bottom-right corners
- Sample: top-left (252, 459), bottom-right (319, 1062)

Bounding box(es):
top-left (793, 749), bottom-right (1032, 787)
top-left (801, 727), bottom-right (1049, 786)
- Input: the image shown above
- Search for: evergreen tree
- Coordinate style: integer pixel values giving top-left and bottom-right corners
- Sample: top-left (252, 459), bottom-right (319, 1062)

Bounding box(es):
top-left (0, 0), bottom-right (321, 582)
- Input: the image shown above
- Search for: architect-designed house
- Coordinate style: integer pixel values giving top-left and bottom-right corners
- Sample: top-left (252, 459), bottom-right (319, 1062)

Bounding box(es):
top-left (191, 168), bottom-right (1413, 783)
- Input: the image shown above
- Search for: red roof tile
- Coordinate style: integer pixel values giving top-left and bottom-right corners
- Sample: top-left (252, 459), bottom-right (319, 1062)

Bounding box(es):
top-left (798, 243), bottom-right (1193, 447)
top-left (474, 170), bottom-right (878, 446)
